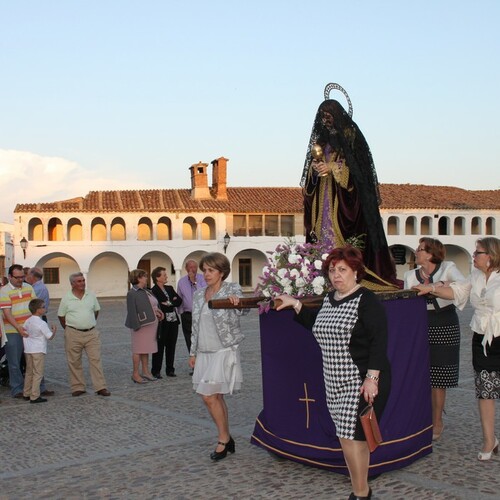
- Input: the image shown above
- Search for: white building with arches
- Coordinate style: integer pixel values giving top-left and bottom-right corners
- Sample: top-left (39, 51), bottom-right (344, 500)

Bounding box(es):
top-left (12, 157), bottom-right (500, 298)
top-left (380, 183), bottom-right (499, 280)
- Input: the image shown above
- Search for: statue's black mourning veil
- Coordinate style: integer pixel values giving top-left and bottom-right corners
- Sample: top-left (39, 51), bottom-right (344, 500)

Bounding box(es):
top-left (301, 94), bottom-right (386, 252)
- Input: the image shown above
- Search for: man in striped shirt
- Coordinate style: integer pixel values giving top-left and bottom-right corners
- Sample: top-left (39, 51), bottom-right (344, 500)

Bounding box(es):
top-left (0, 264), bottom-right (54, 398)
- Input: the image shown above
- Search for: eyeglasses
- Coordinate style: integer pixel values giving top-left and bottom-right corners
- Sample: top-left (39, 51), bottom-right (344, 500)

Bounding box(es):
top-left (473, 251), bottom-right (488, 256)
top-left (11, 275), bottom-right (24, 279)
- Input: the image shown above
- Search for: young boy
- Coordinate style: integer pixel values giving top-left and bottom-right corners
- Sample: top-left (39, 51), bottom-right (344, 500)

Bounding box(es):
top-left (23, 299), bottom-right (56, 403)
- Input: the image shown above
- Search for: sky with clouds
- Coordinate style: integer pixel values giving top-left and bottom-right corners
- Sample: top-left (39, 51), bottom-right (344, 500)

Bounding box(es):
top-left (1, 1), bottom-right (499, 223)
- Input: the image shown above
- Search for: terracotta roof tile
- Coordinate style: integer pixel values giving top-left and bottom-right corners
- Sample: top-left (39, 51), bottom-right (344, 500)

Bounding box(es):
top-left (13, 185), bottom-right (500, 214)
top-left (379, 184), bottom-right (500, 210)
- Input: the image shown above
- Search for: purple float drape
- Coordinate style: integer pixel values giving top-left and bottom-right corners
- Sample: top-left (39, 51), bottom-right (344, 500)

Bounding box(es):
top-left (251, 296), bottom-right (432, 475)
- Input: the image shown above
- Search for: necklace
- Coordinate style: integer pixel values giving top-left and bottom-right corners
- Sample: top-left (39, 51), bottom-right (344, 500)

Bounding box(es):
top-left (334, 284), bottom-right (361, 300)
top-left (419, 265), bottom-right (436, 285)
top-left (419, 267), bottom-right (430, 279)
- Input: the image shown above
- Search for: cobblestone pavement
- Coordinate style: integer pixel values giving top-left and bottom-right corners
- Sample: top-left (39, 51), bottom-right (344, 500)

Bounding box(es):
top-left (0, 299), bottom-right (499, 499)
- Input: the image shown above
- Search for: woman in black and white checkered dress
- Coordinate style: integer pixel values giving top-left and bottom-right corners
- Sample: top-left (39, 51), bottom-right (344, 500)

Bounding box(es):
top-left (278, 246), bottom-right (391, 500)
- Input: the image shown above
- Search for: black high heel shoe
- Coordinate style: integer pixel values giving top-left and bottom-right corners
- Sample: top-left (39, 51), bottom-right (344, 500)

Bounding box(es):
top-left (348, 488), bottom-right (372, 500)
top-left (210, 436), bottom-right (235, 461)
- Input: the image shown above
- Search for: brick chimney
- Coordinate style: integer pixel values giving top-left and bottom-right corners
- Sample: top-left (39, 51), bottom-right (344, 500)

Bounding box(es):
top-left (211, 157), bottom-right (228, 200)
top-left (189, 162), bottom-right (211, 200)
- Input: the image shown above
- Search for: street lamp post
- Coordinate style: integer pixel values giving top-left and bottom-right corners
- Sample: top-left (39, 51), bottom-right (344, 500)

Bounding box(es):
top-left (223, 232), bottom-right (231, 254)
top-left (20, 237), bottom-right (28, 259)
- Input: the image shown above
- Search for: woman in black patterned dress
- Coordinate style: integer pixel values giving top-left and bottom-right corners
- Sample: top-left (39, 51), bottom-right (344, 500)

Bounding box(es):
top-left (277, 246), bottom-right (391, 500)
top-left (404, 238), bottom-right (464, 441)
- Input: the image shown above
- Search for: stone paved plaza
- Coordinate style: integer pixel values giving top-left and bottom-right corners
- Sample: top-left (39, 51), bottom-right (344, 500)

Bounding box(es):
top-left (0, 298), bottom-right (499, 499)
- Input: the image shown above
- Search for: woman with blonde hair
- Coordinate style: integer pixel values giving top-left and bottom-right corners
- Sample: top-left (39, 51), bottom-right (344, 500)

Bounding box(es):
top-left (414, 237), bottom-right (500, 460)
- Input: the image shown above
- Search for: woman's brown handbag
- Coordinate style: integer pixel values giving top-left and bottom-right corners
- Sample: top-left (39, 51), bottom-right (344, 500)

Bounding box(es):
top-left (360, 405), bottom-right (383, 452)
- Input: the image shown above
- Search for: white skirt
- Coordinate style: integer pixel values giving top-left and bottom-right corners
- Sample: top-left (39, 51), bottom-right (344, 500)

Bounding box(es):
top-left (192, 345), bottom-right (242, 396)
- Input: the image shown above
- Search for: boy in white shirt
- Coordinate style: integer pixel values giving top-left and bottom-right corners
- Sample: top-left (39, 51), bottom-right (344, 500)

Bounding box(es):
top-left (23, 299), bottom-right (56, 403)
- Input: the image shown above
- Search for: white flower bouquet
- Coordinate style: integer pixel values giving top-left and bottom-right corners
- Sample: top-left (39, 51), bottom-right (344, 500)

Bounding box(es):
top-left (255, 239), bottom-right (331, 310)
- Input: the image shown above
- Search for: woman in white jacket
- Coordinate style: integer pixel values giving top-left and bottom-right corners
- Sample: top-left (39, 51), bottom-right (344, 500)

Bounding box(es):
top-left (414, 237), bottom-right (500, 461)
top-left (404, 238), bottom-right (464, 441)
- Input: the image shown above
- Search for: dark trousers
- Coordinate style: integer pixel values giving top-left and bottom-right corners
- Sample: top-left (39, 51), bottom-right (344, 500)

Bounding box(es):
top-left (180, 312), bottom-right (192, 353)
top-left (152, 320), bottom-right (179, 375)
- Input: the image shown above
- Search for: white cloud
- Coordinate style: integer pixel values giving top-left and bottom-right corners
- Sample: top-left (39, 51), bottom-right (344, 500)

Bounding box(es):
top-left (0, 149), bottom-right (153, 223)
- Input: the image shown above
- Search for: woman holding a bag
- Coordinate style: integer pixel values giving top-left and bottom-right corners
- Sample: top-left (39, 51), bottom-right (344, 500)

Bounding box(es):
top-left (277, 246), bottom-right (391, 500)
top-left (125, 269), bottom-right (164, 384)
top-left (151, 266), bottom-right (183, 378)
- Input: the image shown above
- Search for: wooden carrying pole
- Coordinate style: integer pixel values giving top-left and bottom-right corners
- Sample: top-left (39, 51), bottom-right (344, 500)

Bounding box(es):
top-left (208, 289), bottom-right (418, 310)
top-left (208, 296), bottom-right (264, 309)
top-left (208, 296), bottom-right (324, 310)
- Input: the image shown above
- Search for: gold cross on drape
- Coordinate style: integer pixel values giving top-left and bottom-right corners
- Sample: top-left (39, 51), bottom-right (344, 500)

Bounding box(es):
top-left (298, 382), bottom-right (316, 429)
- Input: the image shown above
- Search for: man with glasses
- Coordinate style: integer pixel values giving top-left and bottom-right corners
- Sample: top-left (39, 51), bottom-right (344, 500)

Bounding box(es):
top-left (0, 264), bottom-right (54, 398)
